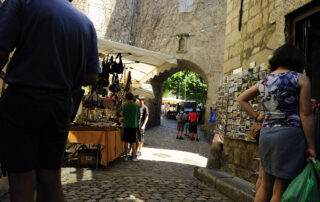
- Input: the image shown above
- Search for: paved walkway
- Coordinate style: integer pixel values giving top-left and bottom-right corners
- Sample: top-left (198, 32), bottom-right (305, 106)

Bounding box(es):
top-left (1, 117), bottom-right (232, 201)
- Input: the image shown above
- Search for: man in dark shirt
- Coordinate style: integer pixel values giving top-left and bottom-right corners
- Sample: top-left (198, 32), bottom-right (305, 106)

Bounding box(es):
top-left (0, 0), bottom-right (100, 201)
top-left (137, 96), bottom-right (149, 156)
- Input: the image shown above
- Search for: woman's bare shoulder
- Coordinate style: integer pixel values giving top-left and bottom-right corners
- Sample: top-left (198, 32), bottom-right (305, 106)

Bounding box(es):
top-left (298, 73), bottom-right (311, 86)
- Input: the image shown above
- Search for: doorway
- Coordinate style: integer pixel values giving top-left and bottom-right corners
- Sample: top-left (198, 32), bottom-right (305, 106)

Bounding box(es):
top-left (289, 3), bottom-right (320, 101)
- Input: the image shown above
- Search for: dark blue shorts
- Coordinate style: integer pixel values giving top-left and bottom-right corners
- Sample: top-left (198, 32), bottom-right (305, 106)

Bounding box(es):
top-left (0, 85), bottom-right (72, 172)
top-left (122, 127), bottom-right (137, 143)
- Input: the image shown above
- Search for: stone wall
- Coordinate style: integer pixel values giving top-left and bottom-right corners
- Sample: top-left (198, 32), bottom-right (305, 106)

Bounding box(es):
top-left (220, 137), bottom-right (259, 183)
top-left (220, 0), bottom-right (315, 182)
top-left (72, 0), bottom-right (135, 41)
top-left (72, 0), bottom-right (228, 130)
top-left (223, 0), bottom-right (312, 74)
top-left (134, 0), bottom-right (227, 129)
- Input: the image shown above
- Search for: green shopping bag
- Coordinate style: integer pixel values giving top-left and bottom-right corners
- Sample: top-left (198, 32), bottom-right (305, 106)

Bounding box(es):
top-left (312, 158), bottom-right (320, 182)
top-left (281, 162), bottom-right (320, 202)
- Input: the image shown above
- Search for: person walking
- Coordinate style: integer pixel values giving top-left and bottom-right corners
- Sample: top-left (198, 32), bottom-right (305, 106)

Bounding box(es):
top-left (176, 108), bottom-right (184, 140)
top-left (0, 0), bottom-right (100, 201)
top-left (188, 108), bottom-right (199, 141)
top-left (161, 104), bottom-right (166, 117)
top-left (137, 96), bottom-right (149, 156)
top-left (183, 111), bottom-right (190, 137)
top-left (122, 93), bottom-right (140, 161)
top-left (237, 44), bottom-right (316, 202)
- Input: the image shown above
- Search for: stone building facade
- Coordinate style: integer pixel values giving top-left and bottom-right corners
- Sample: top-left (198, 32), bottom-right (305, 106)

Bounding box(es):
top-left (72, 0), bottom-right (134, 42)
top-left (221, 0), bottom-right (318, 181)
top-left (72, 0), bottom-right (228, 130)
top-left (134, 0), bottom-right (227, 128)
top-left (223, 0), bottom-right (313, 74)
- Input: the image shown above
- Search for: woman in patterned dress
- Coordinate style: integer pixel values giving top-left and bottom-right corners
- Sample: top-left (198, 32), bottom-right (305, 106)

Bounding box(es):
top-left (237, 44), bottom-right (316, 202)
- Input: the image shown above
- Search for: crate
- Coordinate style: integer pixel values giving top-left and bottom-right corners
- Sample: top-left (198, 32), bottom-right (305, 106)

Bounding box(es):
top-left (78, 149), bottom-right (99, 167)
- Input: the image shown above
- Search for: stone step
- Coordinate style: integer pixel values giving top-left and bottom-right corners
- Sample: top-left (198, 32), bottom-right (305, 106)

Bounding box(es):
top-left (194, 167), bottom-right (255, 202)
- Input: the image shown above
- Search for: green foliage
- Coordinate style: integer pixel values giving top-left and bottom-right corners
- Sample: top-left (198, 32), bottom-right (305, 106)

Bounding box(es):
top-left (162, 71), bottom-right (207, 104)
top-left (162, 89), bottom-right (171, 97)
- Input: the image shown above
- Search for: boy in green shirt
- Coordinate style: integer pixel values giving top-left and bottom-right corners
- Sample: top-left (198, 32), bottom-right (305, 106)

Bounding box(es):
top-left (122, 93), bottom-right (140, 161)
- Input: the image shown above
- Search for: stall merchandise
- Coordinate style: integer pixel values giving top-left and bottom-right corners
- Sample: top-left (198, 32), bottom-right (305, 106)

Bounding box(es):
top-left (214, 64), bottom-right (269, 141)
top-left (67, 54), bottom-right (129, 167)
top-left (77, 53), bottom-right (129, 125)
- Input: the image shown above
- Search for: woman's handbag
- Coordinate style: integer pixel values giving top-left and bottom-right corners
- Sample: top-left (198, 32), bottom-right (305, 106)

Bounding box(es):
top-left (250, 107), bottom-right (264, 140)
top-left (115, 53), bottom-right (124, 74)
top-left (97, 56), bottom-right (111, 87)
top-left (250, 122), bottom-right (262, 139)
top-left (108, 56), bottom-right (115, 74)
top-left (109, 73), bottom-right (120, 93)
top-left (110, 53), bottom-right (124, 74)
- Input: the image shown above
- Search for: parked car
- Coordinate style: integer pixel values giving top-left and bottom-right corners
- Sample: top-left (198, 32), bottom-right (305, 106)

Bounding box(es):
top-left (181, 100), bottom-right (200, 112)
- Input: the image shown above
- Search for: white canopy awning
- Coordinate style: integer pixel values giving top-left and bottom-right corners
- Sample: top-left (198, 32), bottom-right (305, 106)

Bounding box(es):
top-left (98, 39), bottom-right (177, 84)
top-left (132, 83), bottom-right (155, 99)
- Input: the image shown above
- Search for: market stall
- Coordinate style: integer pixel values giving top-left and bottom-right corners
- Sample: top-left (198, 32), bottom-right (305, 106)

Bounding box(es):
top-left (66, 39), bottom-right (177, 167)
top-left (68, 126), bottom-right (123, 166)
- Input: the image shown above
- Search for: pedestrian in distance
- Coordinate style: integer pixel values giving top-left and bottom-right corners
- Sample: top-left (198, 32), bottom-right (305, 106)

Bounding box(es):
top-left (122, 93), bottom-right (140, 162)
top-left (188, 108), bottom-right (199, 141)
top-left (161, 103), bottom-right (166, 117)
top-left (0, 0), bottom-right (100, 201)
top-left (137, 96), bottom-right (149, 156)
top-left (183, 111), bottom-right (190, 137)
top-left (237, 44), bottom-right (316, 202)
top-left (176, 108), bottom-right (185, 140)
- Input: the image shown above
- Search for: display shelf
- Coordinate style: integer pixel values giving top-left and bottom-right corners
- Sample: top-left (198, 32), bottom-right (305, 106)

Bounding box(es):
top-left (213, 63), bottom-right (269, 141)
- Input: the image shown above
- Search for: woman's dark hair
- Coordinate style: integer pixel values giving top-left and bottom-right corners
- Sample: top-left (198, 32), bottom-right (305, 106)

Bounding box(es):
top-left (268, 44), bottom-right (305, 73)
top-left (193, 108), bottom-right (196, 112)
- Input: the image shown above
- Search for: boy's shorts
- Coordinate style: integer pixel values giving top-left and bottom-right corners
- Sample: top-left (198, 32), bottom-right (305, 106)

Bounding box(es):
top-left (177, 122), bottom-right (184, 131)
top-left (122, 127), bottom-right (137, 143)
top-left (189, 122), bottom-right (198, 133)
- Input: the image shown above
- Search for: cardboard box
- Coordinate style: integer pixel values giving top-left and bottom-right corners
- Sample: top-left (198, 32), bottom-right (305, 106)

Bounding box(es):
top-left (78, 149), bottom-right (99, 167)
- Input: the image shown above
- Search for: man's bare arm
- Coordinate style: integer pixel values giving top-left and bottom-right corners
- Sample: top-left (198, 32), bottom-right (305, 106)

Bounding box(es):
top-left (141, 114), bottom-right (149, 129)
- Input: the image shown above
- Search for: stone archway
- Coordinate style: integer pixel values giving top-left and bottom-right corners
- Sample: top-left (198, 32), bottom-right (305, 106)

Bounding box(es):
top-left (147, 59), bottom-right (208, 128)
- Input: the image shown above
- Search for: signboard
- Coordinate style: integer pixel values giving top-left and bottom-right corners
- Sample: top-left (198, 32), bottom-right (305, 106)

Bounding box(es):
top-left (178, 0), bottom-right (193, 13)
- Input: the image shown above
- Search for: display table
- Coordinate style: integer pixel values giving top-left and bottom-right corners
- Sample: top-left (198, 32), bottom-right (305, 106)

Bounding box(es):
top-left (68, 126), bottom-right (124, 166)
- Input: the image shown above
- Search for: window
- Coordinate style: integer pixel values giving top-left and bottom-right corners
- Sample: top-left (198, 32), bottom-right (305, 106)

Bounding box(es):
top-left (178, 38), bottom-right (186, 51)
top-left (178, 0), bottom-right (193, 13)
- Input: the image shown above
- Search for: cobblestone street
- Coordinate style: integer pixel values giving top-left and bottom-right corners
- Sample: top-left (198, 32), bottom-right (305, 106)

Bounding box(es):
top-left (1, 117), bottom-right (232, 202)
